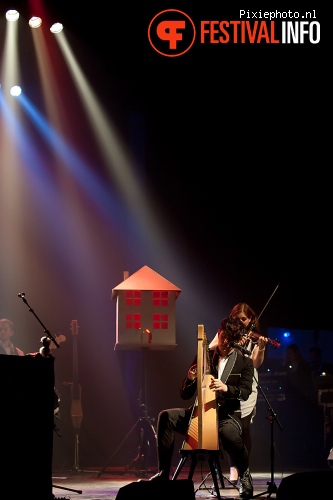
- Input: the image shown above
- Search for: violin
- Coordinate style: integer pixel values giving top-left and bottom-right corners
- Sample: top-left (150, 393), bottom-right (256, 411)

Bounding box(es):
top-left (245, 328), bottom-right (280, 349)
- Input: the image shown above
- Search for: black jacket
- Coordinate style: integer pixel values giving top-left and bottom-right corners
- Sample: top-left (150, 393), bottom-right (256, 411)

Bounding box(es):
top-left (180, 349), bottom-right (253, 420)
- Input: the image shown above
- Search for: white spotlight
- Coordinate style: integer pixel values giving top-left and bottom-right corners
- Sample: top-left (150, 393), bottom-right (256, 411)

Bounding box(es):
top-left (50, 23), bottom-right (63, 33)
top-left (29, 17), bottom-right (42, 28)
top-left (10, 86), bottom-right (22, 97)
top-left (6, 10), bottom-right (20, 22)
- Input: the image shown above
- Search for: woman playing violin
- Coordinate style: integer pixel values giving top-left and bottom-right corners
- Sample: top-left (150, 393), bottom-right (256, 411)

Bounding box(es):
top-left (209, 303), bottom-right (268, 485)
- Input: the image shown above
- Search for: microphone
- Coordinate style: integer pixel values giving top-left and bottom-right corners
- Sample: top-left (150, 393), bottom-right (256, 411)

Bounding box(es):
top-left (18, 292), bottom-right (25, 298)
top-left (232, 342), bottom-right (252, 356)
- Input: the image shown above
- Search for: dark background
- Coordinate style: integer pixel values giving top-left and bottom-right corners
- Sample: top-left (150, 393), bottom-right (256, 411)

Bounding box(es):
top-left (0, 2), bottom-right (329, 473)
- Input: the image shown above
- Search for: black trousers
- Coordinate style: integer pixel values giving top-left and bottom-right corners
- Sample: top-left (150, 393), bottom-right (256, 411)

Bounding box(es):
top-left (156, 407), bottom-right (249, 478)
top-left (228, 409), bottom-right (254, 470)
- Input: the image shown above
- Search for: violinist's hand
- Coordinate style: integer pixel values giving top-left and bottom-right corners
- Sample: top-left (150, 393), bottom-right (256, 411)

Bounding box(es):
top-left (209, 377), bottom-right (227, 393)
top-left (253, 336), bottom-right (269, 369)
top-left (258, 336), bottom-right (269, 351)
top-left (188, 364), bottom-right (197, 380)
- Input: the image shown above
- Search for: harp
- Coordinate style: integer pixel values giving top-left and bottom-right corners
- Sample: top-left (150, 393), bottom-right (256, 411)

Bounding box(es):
top-left (182, 324), bottom-right (219, 450)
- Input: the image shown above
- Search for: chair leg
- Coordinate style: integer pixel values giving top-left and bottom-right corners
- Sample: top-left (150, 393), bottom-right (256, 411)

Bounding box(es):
top-left (188, 453), bottom-right (197, 481)
top-left (172, 455), bottom-right (187, 480)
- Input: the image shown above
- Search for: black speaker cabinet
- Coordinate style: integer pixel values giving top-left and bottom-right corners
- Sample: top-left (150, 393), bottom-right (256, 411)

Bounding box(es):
top-left (115, 479), bottom-right (195, 500)
top-left (277, 470), bottom-right (333, 499)
top-left (0, 355), bottom-right (55, 500)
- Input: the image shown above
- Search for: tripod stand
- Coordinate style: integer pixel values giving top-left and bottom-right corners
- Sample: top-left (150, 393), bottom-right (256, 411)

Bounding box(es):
top-left (98, 347), bottom-right (157, 478)
top-left (195, 467), bottom-right (237, 497)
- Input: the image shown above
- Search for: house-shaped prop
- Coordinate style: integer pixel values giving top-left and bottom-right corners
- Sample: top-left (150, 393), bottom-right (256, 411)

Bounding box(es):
top-left (112, 266), bottom-right (181, 350)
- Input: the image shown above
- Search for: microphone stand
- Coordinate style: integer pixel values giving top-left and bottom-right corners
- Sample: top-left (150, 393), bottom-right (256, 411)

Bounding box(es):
top-left (18, 293), bottom-right (82, 496)
top-left (253, 377), bottom-right (283, 497)
top-left (239, 350), bottom-right (283, 499)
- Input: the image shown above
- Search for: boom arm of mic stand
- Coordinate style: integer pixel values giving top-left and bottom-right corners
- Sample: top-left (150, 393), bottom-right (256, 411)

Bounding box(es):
top-left (18, 293), bottom-right (60, 348)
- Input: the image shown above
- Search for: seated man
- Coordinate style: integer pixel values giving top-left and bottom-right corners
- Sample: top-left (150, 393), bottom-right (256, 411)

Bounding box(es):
top-left (146, 316), bottom-right (254, 499)
top-left (0, 318), bottom-right (24, 355)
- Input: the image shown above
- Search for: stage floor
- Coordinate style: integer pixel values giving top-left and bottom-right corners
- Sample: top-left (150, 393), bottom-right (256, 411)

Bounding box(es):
top-left (51, 465), bottom-right (332, 499)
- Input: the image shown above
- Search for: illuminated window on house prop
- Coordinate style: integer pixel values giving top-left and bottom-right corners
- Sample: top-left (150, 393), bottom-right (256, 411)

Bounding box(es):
top-left (153, 291), bottom-right (168, 306)
top-left (125, 290), bottom-right (141, 306)
top-left (153, 313), bottom-right (169, 330)
top-left (125, 313), bottom-right (141, 329)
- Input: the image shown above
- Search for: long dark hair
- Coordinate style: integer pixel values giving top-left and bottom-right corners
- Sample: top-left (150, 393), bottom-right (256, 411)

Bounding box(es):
top-left (229, 303), bottom-right (260, 334)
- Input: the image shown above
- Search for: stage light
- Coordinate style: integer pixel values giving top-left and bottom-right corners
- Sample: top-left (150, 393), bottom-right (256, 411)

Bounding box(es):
top-left (10, 85), bottom-right (22, 97)
top-left (29, 17), bottom-right (42, 28)
top-left (6, 10), bottom-right (19, 22)
top-left (50, 23), bottom-right (63, 33)
top-left (283, 331), bottom-right (291, 338)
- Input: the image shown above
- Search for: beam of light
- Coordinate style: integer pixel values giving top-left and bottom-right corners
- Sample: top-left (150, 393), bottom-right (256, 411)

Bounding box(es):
top-left (29, 14), bottom-right (77, 145)
top-left (0, 88), bottom-right (52, 289)
top-left (54, 33), bottom-right (147, 210)
top-left (1, 9), bottom-right (21, 97)
top-left (1, 87), bottom-right (130, 334)
top-left (0, 8), bottom-right (222, 339)
top-left (12, 92), bottom-right (128, 230)
top-left (0, 6), bottom-right (128, 289)
top-left (0, 15), bottom-right (25, 272)
top-left (52, 33), bottom-right (187, 269)
top-left (52, 29), bottom-right (220, 313)
top-left (27, 12), bottom-right (131, 247)
top-left (18, 17), bottom-right (194, 294)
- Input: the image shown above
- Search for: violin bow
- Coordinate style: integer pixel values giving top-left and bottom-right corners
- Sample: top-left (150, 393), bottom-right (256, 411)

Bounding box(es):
top-left (248, 282), bottom-right (280, 334)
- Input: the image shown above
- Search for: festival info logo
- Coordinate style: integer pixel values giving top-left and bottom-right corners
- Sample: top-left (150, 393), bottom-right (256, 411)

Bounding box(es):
top-left (148, 9), bottom-right (196, 57)
top-left (148, 9), bottom-right (320, 56)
